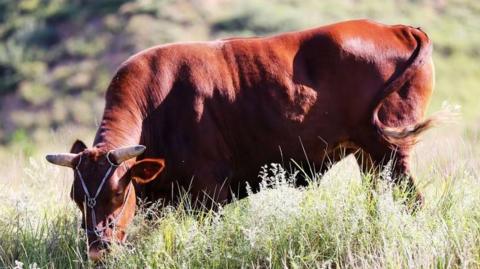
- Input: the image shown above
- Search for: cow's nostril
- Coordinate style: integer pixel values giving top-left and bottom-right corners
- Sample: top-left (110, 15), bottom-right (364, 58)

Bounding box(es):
top-left (100, 240), bottom-right (111, 248)
top-left (107, 218), bottom-right (115, 228)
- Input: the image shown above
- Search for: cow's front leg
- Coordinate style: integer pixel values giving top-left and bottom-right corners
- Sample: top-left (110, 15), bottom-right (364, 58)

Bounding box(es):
top-left (189, 163), bottom-right (233, 210)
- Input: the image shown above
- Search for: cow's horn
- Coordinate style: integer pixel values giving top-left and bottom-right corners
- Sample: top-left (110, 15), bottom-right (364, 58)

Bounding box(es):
top-left (110, 145), bottom-right (146, 164)
top-left (45, 153), bottom-right (77, 168)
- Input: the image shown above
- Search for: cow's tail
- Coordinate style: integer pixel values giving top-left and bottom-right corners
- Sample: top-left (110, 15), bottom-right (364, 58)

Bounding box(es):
top-left (371, 27), bottom-right (441, 146)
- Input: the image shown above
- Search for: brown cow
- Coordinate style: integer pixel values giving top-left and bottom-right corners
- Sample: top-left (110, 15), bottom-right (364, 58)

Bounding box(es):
top-left (46, 19), bottom-right (436, 260)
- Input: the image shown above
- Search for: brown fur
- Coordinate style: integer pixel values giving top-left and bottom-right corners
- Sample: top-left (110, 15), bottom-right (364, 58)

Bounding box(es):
top-left (57, 20), bottom-right (437, 259)
top-left (371, 27), bottom-right (435, 146)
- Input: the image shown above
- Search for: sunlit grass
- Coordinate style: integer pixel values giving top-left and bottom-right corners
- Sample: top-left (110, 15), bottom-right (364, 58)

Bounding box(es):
top-left (0, 130), bottom-right (479, 268)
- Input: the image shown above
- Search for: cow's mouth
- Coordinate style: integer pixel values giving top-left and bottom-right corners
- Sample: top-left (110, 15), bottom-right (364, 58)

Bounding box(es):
top-left (87, 238), bottom-right (110, 261)
top-left (88, 245), bottom-right (108, 262)
top-left (87, 229), bottom-right (127, 261)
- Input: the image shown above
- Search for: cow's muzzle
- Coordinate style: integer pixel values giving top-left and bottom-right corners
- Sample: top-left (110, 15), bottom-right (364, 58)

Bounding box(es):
top-left (88, 244), bottom-right (108, 262)
top-left (87, 228), bottom-right (127, 260)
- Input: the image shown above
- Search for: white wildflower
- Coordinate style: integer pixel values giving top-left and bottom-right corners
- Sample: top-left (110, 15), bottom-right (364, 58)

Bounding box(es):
top-left (13, 260), bottom-right (23, 269)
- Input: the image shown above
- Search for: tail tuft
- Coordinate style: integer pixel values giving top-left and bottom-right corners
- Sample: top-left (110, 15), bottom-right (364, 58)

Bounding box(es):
top-left (376, 103), bottom-right (460, 146)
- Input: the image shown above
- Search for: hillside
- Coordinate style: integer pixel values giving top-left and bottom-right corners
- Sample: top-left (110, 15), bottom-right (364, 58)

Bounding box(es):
top-left (0, 0), bottom-right (479, 154)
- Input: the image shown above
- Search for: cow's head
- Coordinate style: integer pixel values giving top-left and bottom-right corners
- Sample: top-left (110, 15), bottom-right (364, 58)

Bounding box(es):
top-left (45, 140), bottom-right (165, 261)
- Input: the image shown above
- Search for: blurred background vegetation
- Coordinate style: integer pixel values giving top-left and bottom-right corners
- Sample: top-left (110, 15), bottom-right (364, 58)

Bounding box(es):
top-left (0, 0), bottom-right (479, 155)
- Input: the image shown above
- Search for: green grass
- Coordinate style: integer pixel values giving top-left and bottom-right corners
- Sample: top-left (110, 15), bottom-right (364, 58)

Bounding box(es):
top-left (1, 0), bottom-right (480, 268)
top-left (1, 130), bottom-right (479, 268)
top-left (1, 0), bottom-right (480, 146)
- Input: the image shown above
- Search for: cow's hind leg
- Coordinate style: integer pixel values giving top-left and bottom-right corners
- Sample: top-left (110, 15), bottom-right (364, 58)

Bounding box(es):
top-left (356, 142), bottom-right (424, 211)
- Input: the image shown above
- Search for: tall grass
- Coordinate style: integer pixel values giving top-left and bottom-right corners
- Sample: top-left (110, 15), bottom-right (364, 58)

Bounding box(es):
top-left (0, 130), bottom-right (479, 268)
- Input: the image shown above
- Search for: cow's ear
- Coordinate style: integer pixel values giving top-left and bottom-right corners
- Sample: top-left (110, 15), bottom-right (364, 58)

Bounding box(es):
top-left (130, 159), bottom-right (165, 184)
top-left (70, 140), bottom-right (87, 154)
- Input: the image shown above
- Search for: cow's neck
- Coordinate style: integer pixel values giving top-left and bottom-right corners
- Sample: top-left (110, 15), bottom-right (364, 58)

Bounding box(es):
top-left (93, 107), bottom-right (143, 150)
top-left (91, 59), bottom-right (164, 151)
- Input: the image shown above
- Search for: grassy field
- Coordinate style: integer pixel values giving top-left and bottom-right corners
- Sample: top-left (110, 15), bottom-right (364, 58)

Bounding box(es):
top-left (1, 129), bottom-right (479, 268)
top-left (1, 0), bottom-right (480, 268)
